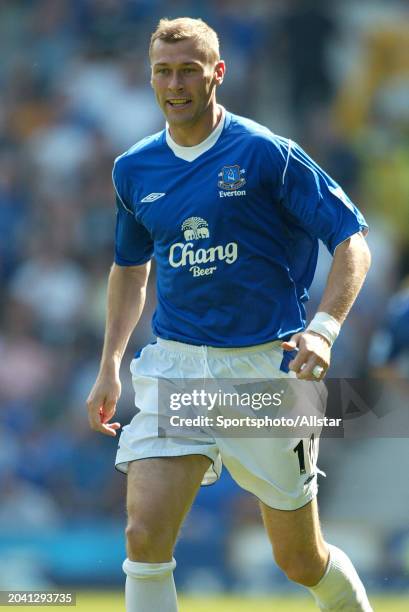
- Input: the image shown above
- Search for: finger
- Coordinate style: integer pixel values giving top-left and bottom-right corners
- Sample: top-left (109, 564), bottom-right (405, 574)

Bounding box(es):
top-left (87, 401), bottom-right (107, 431)
top-left (100, 422), bottom-right (121, 437)
top-left (289, 349), bottom-right (310, 373)
top-left (281, 340), bottom-right (297, 351)
top-left (281, 333), bottom-right (302, 352)
top-left (88, 410), bottom-right (104, 432)
top-left (100, 400), bottom-right (117, 423)
top-left (99, 406), bottom-right (109, 423)
top-left (298, 358), bottom-right (325, 380)
top-left (87, 396), bottom-right (104, 416)
top-left (91, 417), bottom-right (121, 436)
top-left (101, 423), bottom-right (121, 438)
top-left (99, 408), bottom-right (120, 429)
top-left (311, 366), bottom-right (326, 381)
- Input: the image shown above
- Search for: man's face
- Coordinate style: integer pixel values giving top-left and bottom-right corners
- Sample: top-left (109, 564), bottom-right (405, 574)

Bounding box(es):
top-left (150, 38), bottom-right (225, 126)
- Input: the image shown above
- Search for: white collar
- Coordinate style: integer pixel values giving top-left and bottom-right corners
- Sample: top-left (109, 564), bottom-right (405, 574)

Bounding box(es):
top-left (166, 106), bottom-right (225, 162)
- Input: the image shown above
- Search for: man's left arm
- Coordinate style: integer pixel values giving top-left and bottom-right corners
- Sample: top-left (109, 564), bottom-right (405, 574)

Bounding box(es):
top-left (282, 232), bottom-right (371, 379)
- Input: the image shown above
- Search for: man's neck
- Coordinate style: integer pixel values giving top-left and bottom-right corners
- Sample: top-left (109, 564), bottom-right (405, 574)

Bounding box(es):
top-left (168, 104), bottom-right (222, 147)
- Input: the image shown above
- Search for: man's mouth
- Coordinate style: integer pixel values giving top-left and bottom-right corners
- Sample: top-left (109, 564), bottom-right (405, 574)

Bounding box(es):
top-left (166, 98), bottom-right (192, 109)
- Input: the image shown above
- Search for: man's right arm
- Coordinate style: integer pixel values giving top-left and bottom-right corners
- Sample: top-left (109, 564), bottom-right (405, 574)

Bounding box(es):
top-left (87, 261), bottom-right (151, 436)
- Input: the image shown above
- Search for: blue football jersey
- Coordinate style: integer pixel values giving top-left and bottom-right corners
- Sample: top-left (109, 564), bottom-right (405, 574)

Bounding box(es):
top-left (112, 109), bottom-right (368, 347)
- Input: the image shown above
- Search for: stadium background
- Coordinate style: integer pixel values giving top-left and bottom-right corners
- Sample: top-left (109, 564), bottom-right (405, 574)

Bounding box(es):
top-left (0, 0), bottom-right (408, 607)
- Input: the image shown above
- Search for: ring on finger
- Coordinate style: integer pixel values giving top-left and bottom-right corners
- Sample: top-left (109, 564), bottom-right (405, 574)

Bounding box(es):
top-left (312, 365), bottom-right (325, 379)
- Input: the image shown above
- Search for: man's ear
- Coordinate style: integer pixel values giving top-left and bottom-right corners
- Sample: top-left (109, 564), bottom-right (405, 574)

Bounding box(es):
top-left (214, 60), bottom-right (226, 86)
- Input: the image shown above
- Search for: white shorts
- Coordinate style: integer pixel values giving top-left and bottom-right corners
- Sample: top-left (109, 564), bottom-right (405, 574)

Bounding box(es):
top-left (115, 338), bottom-right (326, 511)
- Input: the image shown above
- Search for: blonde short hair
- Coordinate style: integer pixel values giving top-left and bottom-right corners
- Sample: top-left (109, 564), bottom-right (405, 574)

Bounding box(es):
top-left (150, 17), bottom-right (220, 64)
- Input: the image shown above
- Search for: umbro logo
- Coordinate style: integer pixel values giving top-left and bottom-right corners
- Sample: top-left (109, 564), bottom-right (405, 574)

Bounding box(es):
top-left (141, 192), bottom-right (166, 203)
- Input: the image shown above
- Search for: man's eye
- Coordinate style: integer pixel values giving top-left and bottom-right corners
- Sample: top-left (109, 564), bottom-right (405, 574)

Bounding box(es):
top-left (183, 68), bottom-right (195, 74)
top-left (157, 68), bottom-right (169, 75)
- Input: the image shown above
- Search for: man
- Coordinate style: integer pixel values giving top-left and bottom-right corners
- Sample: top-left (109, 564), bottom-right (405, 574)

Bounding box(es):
top-left (87, 17), bottom-right (372, 612)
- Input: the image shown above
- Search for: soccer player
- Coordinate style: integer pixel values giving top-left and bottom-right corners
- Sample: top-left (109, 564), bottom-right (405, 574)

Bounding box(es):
top-left (87, 17), bottom-right (372, 611)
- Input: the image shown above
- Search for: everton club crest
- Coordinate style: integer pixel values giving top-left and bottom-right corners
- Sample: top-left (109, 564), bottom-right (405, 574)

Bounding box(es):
top-left (218, 165), bottom-right (246, 191)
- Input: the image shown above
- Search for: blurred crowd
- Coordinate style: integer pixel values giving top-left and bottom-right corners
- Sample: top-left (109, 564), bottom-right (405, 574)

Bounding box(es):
top-left (1, 0), bottom-right (409, 589)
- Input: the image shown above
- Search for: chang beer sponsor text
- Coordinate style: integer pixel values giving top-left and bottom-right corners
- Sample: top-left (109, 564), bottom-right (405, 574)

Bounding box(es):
top-left (169, 217), bottom-right (238, 277)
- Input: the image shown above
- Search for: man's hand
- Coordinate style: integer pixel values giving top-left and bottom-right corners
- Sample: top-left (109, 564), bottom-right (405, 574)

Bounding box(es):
top-left (281, 331), bottom-right (331, 380)
top-left (86, 371), bottom-right (122, 436)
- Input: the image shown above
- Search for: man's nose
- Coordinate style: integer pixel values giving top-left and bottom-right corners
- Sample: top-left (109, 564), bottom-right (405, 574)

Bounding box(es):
top-left (168, 71), bottom-right (183, 91)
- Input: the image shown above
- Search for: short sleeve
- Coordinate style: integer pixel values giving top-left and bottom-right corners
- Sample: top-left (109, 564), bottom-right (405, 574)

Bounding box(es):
top-left (114, 197), bottom-right (154, 266)
top-left (280, 141), bottom-right (368, 255)
top-left (112, 160), bottom-right (154, 266)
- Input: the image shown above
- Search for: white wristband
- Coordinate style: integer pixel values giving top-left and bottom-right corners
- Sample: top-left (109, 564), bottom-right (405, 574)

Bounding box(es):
top-left (306, 312), bottom-right (341, 347)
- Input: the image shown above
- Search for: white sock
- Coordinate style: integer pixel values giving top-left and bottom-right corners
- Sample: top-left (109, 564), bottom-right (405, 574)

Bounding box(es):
top-left (123, 557), bottom-right (178, 612)
top-left (309, 545), bottom-right (373, 611)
